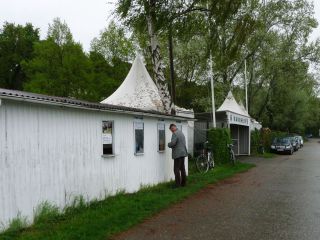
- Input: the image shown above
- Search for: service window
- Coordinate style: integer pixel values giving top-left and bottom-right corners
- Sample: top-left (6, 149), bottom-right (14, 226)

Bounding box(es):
top-left (102, 121), bottom-right (114, 155)
top-left (158, 122), bottom-right (166, 152)
top-left (134, 121), bottom-right (144, 155)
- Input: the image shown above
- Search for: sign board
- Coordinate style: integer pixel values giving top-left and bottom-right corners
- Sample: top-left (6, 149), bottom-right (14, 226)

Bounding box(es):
top-left (158, 123), bottom-right (165, 130)
top-left (134, 122), bottom-right (144, 130)
top-left (228, 112), bottom-right (250, 126)
top-left (102, 133), bottom-right (112, 144)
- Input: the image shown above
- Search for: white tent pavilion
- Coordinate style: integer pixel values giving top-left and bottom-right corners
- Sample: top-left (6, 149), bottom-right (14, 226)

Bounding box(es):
top-left (101, 56), bottom-right (165, 112)
top-left (216, 91), bottom-right (251, 155)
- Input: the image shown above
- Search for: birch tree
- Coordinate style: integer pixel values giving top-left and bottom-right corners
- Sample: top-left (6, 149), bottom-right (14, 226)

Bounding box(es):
top-left (116, 0), bottom-right (201, 113)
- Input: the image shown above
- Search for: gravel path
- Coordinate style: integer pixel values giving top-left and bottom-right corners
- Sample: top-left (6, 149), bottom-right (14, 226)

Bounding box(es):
top-left (113, 139), bottom-right (320, 240)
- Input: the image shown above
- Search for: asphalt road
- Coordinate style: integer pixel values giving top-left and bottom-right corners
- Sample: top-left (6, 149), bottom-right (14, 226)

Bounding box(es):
top-left (113, 139), bottom-right (320, 240)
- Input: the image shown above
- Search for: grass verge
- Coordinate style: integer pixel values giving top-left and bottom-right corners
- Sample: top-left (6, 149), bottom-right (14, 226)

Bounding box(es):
top-left (0, 162), bottom-right (254, 240)
top-left (253, 152), bottom-right (277, 159)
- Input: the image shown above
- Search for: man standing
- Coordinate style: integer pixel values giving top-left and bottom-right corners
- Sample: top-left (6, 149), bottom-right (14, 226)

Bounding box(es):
top-left (168, 124), bottom-right (187, 187)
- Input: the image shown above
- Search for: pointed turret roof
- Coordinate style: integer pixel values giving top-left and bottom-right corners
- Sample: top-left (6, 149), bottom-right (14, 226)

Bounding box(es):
top-left (101, 56), bottom-right (165, 112)
top-left (217, 91), bottom-right (249, 117)
top-left (239, 101), bottom-right (249, 116)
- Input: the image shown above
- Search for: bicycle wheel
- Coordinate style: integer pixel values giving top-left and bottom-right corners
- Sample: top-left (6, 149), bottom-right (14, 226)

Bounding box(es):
top-left (208, 152), bottom-right (215, 169)
top-left (196, 154), bottom-right (209, 173)
top-left (230, 151), bottom-right (236, 165)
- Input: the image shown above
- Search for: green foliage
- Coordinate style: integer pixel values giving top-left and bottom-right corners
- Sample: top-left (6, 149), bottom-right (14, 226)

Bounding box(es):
top-left (0, 22), bottom-right (40, 90)
top-left (91, 21), bottom-right (135, 64)
top-left (0, 163), bottom-right (254, 239)
top-left (21, 18), bottom-right (132, 103)
top-left (47, 18), bottom-right (73, 46)
top-left (250, 129), bottom-right (262, 155)
top-left (259, 128), bottom-right (288, 152)
top-left (23, 38), bottom-right (95, 100)
top-left (22, 18), bottom-right (96, 100)
top-left (64, 195), bottom-right (88, 215)
top-left (33, 201), bottom-right (60, 224)
top-left (88, 51), bottom-right (131, 102)
top-left (208, 128), bottom-right (232, 164)
top-left (256, 152), bottom-right (277, 159)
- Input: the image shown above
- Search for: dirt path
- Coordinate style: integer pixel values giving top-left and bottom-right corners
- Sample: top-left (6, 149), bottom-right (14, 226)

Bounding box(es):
top-left (113, 139), bottom-right (320, 240)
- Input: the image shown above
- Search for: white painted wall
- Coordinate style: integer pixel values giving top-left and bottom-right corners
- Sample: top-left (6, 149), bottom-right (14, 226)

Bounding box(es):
top-left (0, 99), bottom-right (189, 229)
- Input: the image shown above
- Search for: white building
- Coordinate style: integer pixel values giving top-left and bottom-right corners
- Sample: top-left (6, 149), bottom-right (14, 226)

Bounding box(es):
top-left (0, 56), bottom-right (193, 229)
top-left (216, 91), bottom-right (251, 155)
top-left (194, 91), bottom-right (253, 156)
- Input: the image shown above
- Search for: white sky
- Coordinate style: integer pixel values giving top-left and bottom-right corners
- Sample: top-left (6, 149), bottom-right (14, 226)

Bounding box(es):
top-left (0, 0), bottom-right (117, 52)
top-left (0, 0), bottom-right (320, 52)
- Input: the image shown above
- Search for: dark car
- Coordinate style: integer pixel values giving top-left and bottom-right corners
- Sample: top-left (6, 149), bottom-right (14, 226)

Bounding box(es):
top-left (288, 136), bottom-right (299, 151)
top-left (306, 133), bottom-right (313, 138)
top-left (270, 137), bottom-right (294, 155)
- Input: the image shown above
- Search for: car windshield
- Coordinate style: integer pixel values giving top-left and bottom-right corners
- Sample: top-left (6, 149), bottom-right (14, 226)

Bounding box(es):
top-left (277, 138), bottom-right (290, 144)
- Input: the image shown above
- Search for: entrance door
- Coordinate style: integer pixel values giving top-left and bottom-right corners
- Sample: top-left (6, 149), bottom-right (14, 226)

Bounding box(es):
top-left (239, 125), bottom-right (249, 155)
top-left (230, 124), bottom-right (239, 155)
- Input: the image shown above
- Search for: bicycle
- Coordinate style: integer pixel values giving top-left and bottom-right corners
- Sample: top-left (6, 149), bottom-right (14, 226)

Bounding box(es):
top-left (196, 141), bottom-right (214, 173)
top-left (228, 143), bottom-right (236, 165)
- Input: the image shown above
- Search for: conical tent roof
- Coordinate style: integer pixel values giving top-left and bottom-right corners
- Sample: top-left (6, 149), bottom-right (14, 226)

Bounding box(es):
top-left (239, 101), bottom-right (249, 116)
top-left (101, 56), bottom-right (165, 112)
top-left (217, 91), bottom-right (249, 117)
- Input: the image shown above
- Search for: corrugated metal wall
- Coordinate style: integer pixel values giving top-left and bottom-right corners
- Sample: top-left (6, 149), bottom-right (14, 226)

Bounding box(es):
top-left (0, 99), bottom-right (189, 228)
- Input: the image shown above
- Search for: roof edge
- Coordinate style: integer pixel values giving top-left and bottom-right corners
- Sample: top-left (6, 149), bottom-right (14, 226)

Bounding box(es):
top-left (0, 88), bottom-right (194, 121)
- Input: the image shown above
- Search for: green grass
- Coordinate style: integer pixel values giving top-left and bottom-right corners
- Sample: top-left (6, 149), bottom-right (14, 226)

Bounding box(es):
top-left (255, 152), bottom-right (277, 158)
top-left (3, 214), bottom-right (28, 234)
top-left (0, 162), bottom-right (254, 240)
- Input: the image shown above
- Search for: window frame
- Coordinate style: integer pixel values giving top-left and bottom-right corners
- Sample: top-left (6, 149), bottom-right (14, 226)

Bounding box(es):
top-left (102, 120), bottom-right (115, 157)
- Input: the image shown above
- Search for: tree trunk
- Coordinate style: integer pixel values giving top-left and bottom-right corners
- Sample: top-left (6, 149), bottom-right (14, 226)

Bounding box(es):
top-left (145, 1), bottom-right (172, 113)
top-left (168, 25), bottom-right (176, 115)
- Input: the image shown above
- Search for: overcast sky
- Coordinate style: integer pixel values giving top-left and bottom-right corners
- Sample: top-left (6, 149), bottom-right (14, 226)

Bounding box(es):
top-left (1, 0), bottom-right (320, 52)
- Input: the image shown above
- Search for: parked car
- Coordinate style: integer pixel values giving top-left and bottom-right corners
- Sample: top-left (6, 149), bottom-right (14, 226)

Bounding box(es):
top-left (306, 133), bottom-right (313, 138)
top-left (288, 136), bottom-right (300, 151)
top-left (296, 136), bottom-right (304, 147)
top-left (270, 137), bottom-right (294, 155)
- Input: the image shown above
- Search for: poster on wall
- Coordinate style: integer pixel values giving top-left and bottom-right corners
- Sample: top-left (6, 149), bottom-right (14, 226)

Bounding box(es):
top-left (102, 121), bottom-right (114, 155)
top-left (102, 134), bottom-right (112, 144)
top-left (102, 121), bottom-right (113, 144)
top-left (134, 122), bottom-right (144, 130)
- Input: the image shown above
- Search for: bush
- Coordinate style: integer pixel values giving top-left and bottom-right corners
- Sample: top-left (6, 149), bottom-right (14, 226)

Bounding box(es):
top-left (254, 128), bottom-right (288, 153)
top-left (251, 129), bottom-right (261, 154)
top-left (208, 128), bottom-right (231, 164)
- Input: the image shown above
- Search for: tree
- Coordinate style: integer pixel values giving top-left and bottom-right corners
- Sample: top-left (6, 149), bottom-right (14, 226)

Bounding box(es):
top-left (242, 0), bottom-right (320, 132)
top-left (91, 21), bottom-right (135, 64)
top-left (88, 50), bottom-right (131, 102)
top-left (116, 0), bottom-right (198, 113)
top-left (0, 22), bottom-right (40, 90)
top-left (23, 18), bottom-right (96, 101)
